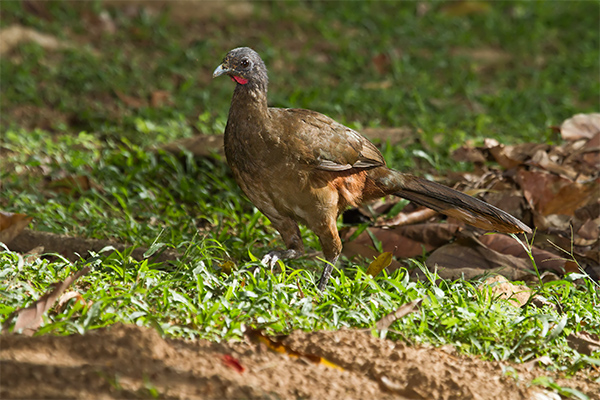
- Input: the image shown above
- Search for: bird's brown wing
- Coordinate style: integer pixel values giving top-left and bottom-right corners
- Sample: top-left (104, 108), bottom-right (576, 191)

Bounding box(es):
top-left (275, 108), bottom-right (385, 171)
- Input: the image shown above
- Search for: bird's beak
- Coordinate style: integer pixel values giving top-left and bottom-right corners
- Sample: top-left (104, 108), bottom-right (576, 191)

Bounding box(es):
top-left (213, 64), bottom-right (229, 78)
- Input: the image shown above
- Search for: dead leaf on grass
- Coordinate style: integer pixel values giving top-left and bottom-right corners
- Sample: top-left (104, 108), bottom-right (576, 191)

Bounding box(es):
top-left (3, 267), bottom-right (90, 336)
top-left (23, 245), bottom-right (44, 264)
top-left (479, 275), bottom-right (532, 307)
top-left (0, 211), bottom-right (33, 245)
top-left (479, 234), bottom-right (568, 272)
top-left (440, 1), bottom-right (491, 16)
top-left (46, 175), bottom-right (100, 195)
top-left (560, 113), bottom-right (600, 141)
top-left (379, 208), bottom-right (439, 227)
top-left (452, 144), bottom-right (487, 164)
top-left (219, 260), bottom-right (236, 275)
top-left (376, 299), bottom-right (423, 331)
top-left (366, 252), bottom-right (393, 277)
top-left (372, 53), bottom-right (391, 75)
top-left (425, 235), bottom-right (532, 281)
top-left (342, 223), bottom-right (461, 263)
top-left (57, 291), bottom-right (87, 313)
top-left (485, 140), bottom-right (550, 170)
top-left (577, 219), bottom-right (600, 242)
top-left (522, 356), bottom-right (553, 371)
top-left (529, 148), bottom-right (579, 180)
top-left (0, 25), bottom-right (73, 55)
top-left (566, 331), bottom-right (600, 356)
top-left (517, 170), bottom-right (597, 216)
top-left (114, 90), bottom-right (146, 108)
top-left (451, 47), bottom-right (512, 65)
top-left (362, 80), bottom-right (393, 90)
top-left (151, 90), bottom-right (172, 108)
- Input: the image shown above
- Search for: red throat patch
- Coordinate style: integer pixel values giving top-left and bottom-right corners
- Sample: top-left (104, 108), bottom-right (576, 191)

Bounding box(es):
top-left (231, 76), bottom-right (249, 85)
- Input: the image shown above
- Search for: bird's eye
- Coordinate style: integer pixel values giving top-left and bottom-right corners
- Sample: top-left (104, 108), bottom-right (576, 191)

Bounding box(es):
top-left (240, 59), bottom-right (250, 68)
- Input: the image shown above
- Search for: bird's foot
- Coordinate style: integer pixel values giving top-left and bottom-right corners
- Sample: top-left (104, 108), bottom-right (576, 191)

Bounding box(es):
top-left (261, 249), bottom-right (302, 269)
top-left (317, 263), bottom-right (334, 291)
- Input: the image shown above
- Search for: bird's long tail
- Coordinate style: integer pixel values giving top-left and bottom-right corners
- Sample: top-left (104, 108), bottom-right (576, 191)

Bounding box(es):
top-left (371, 169), bottom-right (531, 234)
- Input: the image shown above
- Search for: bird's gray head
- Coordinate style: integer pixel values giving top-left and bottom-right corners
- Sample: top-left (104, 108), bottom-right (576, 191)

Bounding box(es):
top-left (213, 47), bottom-right (268, 91)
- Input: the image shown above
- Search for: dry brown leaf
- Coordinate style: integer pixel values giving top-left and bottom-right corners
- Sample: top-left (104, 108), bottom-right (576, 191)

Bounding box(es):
top-left (452, 145), bottom-right (487, 163)
top-left (517, 170), bottom-right (597, 216)
top-left (376, 299), bottom-right (423, 331)
top-left (479, 234), bottom-right (567, 272)
top-left (0, 25), bottom-right (73, 55)
top-left (362, 80), bottom-right (393, 90)
top-left (440, 1), bottom-right (491, 16)
top-left (581, 132), bottom-right (600, 170)
top-left (372, 53), bottom-right (391, 75)
top-left (23, 245), bottom-right (44, 264)
top-left (451, 47), bottom-right (512, 64)
top-left (379, 208), bottom-right (439, 227)
top-left (114, 90), bottom-right (146, 108)
top-left (529, 148), bottom-right (578, 180)
top-left (0, 211), bottom-right (33, 245)
top-left (487, 144), bottom-right (524, 170)
top-left (341, 224), bottom-right (461, 261)
top-left (486, 141), bottom-right (550, 170)
top-left (4, 267), bottom-right (90, 336)
top-left (479, 275), bottom-right (532, 307)
top-left (57, 291), bottom-right (86, 310)
top-left (8, 229), bottom-right (181, 264)
top-left (46, 175), bottom-right (100, 195)
top-left (577, 219), bottom-right (600, 241)
top-left (566, 331), bottom-right (600, 356)
top-left (425, 236), bottom-right (532, 281)
top-left (522, 356), bottom-right (553, 371)
top-left (560, 113), bottom-right (600, 141)
top-left (151, 90), bottom-right (172, 108)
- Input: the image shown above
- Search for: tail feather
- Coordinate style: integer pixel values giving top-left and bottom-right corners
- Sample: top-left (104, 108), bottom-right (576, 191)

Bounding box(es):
top-left (393, 174), bottom-right (531, 234)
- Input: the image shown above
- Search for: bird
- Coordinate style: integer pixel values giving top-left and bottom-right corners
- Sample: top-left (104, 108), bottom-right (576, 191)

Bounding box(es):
top-left (213, 47), bottom-right (531, 291)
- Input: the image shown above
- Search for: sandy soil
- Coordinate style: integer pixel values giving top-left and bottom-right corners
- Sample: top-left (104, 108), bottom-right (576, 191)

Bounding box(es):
top-left (2, 324), bottom-right (597, 399)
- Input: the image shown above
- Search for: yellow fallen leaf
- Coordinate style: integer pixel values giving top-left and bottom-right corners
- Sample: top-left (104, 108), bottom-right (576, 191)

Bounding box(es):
top-left (366, 252), bottom-right (393, 277)
top-left (220, 260), bottom-right (236, 274)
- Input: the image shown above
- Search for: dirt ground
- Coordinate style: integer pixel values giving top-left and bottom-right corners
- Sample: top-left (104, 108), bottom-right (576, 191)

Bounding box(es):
top-left (1, 324), bottom-right (597, 399)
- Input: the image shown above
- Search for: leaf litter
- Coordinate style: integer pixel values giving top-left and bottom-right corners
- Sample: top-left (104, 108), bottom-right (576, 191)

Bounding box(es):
top-left (342, 113), bottom-right (599, 283)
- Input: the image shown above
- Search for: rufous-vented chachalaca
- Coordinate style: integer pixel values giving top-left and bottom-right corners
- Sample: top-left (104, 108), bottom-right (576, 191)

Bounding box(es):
top-left (213, 47), bottom-right (531, 291)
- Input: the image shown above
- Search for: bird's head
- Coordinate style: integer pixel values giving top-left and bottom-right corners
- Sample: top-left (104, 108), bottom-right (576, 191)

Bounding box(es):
top-left (213, 47), bottom-right (268, 89)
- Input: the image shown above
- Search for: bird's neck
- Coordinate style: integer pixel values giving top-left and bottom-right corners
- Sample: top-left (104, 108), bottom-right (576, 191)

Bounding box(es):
top-left (230, 82), bottom-right (269, 120)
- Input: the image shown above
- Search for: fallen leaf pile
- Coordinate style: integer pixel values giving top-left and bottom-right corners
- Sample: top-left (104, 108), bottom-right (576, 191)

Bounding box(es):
top-left (342, 113), bottom-right (599, 281)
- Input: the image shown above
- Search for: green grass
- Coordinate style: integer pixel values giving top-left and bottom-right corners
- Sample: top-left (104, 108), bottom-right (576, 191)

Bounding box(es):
top-left (1, 0), bottom-right (599, 380)
top-left (1, 243), bottom-right (598, 375)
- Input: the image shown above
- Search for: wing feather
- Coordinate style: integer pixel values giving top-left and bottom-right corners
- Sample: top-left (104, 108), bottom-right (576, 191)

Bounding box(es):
top-left (274, 108), bottom-right (386, 171)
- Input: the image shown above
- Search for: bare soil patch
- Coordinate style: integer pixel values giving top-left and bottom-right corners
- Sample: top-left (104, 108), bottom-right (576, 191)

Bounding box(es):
top-left (2, 324), bottom-right (596, 399)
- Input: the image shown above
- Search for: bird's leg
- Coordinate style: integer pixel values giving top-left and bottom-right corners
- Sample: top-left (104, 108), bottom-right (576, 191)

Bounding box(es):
top-left (313, 219), bottom-right (343, 291)
top-left (261, 216), bottom-right (304, 268)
